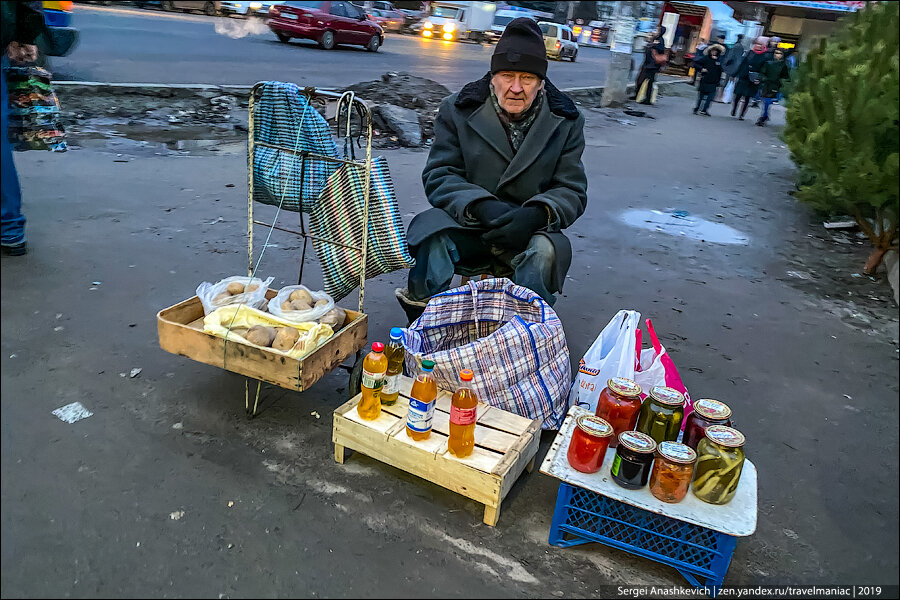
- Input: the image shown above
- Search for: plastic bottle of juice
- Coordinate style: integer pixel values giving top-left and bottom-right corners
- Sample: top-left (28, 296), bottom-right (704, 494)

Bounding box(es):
top-left (381, 328), bottom-right (405, 407)
top-left (406, 359), bottom-right (437, 440)
top-left (357, 342), bottom-right (387, 420)
top-left (448, 369), bottom-right (478, 458)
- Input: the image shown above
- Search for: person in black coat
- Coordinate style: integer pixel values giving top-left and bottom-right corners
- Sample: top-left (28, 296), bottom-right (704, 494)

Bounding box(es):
top-left (633, 26), bottom-right (667, 105)
top-left (731, 36), bottom-right (770, 120)
top-left (692, 44), bottom-right (725, 116)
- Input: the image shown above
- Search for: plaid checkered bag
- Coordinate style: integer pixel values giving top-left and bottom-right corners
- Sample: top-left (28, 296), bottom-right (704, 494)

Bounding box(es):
top-left (402, 278), bottom-right (571, 430)
top-left (309, 156), bottom-right (415, 301)
top-left (252, 81), bottom-right (340, 213)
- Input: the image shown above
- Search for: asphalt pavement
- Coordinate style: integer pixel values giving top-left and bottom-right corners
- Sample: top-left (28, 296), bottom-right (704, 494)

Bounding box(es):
top-left (2, 87), bottom-right (898, 596)
top-left (51, 5), bottom-right (630, 91)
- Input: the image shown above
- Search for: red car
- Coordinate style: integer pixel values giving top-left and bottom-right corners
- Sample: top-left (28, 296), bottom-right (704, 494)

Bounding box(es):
top-left (269, 1), bottom-right (384, 52)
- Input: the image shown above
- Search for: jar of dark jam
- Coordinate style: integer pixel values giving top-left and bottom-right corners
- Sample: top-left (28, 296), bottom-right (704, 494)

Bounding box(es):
top-left (567, 415), bottom-right (614, 474)
top-left (682, 398), bottom-right (733, 450)
top-left (595, 377), bottom-right (643, 448)
top-left (610, 431), bottom-right (657, 490)
top-left (636, 385), bottom-right (686, 444)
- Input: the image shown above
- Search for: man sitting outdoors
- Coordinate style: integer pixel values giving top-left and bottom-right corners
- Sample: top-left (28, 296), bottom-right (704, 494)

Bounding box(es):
top-left (396, 18), bottom-right (588, 322)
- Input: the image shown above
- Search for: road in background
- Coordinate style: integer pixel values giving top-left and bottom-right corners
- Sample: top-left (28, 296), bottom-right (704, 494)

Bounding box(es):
top-left (52, 5), bottom-right (636, 90)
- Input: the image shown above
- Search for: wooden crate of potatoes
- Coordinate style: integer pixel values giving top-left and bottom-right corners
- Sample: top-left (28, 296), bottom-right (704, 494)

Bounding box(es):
top-left (332, 375), bottom-right (541, 526)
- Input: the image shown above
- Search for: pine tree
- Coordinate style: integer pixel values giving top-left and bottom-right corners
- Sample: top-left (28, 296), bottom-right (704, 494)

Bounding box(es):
top-left (783, 2), bottom-right (899, 273)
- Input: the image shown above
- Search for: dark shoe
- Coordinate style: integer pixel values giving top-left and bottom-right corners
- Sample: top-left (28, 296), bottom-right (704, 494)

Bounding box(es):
top-left (1, 241), bottom-right (27, 256)
top-left (738, 116), bottom-right (745, 121)
top-left (692, 108), bottom-right (698, 114)
top-left (395, 287), bottom-right (427, 325)
top-left (756, 119), bottom-right (766, 126)
top-left (699, 111), bottom-right (711, 116)
top-left (750, 101), bottom-right (759, 108)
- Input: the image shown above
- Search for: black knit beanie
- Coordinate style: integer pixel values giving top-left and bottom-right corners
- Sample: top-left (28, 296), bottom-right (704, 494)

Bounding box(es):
top-left (491, 17), bottom-right (548, 79)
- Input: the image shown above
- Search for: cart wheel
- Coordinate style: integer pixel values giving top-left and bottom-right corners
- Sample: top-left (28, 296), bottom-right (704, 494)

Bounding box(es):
top-left (348, 355), bottom-right (364, 399)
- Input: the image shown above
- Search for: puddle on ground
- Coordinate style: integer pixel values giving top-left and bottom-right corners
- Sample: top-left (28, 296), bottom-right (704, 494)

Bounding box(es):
top-left (67, 120), bottom-right (246, 157)
top-left (620, 209), bottom-right (750, 245)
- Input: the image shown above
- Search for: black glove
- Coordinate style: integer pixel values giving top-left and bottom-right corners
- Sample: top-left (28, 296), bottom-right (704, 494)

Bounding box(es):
top-left (481, 205), bottom-right (547, 250)
top-left (469, 199), bottom-right (513, 227)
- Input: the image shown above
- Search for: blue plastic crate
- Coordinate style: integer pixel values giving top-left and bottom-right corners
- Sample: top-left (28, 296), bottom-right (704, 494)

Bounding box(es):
top-left (549, 482), bottom-right (736, 595)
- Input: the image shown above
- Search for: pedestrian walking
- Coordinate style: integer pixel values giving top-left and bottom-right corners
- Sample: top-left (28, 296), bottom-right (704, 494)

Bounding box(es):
top-left (2, 2), bottom-right (46, 256)
top-left (396, 17), bottom-right (587, 322)
top-left (689, 38), bottom-right (709, 85)
top-left (634, 26), bottom-right (668, 105)
top-left (756, 48), bottom-right (790, 126)
top-left (751, 36), bottom-right (780, 108)
top-left (722, 34), bottom-right (745, 84)
top-left (731, 36), bottom-right (770, 121)
top-left (692, 43), bottom-right (725, 116)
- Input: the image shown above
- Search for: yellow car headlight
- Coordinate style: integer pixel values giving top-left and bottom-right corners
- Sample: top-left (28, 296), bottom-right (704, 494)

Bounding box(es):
top-left (443, 23), bottom-right (455, 32)
top-left (424, 21), bottom-right (433, 29)
top-left (250, 1), bottom-right (262, 9)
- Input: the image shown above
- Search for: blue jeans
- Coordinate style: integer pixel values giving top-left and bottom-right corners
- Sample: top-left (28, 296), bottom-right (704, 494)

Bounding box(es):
top-left (1, 57), bottom-right (26, 245)
top-left (761, 97), bottom-right (776, 120)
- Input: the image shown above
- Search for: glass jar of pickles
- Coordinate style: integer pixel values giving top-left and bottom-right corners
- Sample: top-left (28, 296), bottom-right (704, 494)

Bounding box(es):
top-left (636, 386), bottom-right (686, 444)
top-left (692, 425), bottom-right (746, 505)
top-left (610, 431), bottom-right (657, 490)
top-left (595, 377), bottom-right (643, 447)
top-left (683, 399), bottom-right (733, 450)
top-left (566, 415), bottom-right (614, 474)
top-left (649, 441), bottom-right (697, 503)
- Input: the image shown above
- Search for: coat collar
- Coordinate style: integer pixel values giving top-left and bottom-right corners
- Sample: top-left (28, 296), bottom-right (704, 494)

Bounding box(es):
top-left (455, 72), bottom-right (579, 120)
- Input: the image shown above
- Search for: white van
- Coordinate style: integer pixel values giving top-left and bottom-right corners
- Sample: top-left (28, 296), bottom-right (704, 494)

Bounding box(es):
top-left (421, 2), bottom-right (495, 43)
top-left (539, 21), bottom-right (578, 61)
top-left (489, 9), bottom-right (536, 41)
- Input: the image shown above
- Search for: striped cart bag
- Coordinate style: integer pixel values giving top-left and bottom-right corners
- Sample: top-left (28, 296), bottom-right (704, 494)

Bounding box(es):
top-left (402, 278), bottom-right (572, 430)
top-left (309, 156), bottom-right (414, 301)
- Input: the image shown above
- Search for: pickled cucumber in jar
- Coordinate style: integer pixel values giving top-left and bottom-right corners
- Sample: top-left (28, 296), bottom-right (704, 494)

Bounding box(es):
top-left (691, 425), bottom-right (746, 505)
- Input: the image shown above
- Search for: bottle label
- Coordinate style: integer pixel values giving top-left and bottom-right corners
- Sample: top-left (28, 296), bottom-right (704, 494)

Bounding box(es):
top-left (407, 397), bottom-right (435, 433)
top-left (382, 374), bottom-right (400, 395)
top-left (611, 453), bottom-right (622, 477)
top-left (361, 369), bottom-right (384, 390)
top-left (450, 405), bottom-right (477, 426)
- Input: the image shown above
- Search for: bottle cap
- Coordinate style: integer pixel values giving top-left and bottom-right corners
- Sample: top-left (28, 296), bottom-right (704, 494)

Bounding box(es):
top-left (459, 369), bottom-right (474, 382)
top-left (649, 386), bottom-right (685, 406)
top-left (607, 377), bottom-right (642, 398)
top-left (421, 359), bottom-right (435, 371)
top-left (693, 398), bottom-right (732, 420)
top-left (390, 327), bottom-right (404, 340)
top-left (372, 342), bottom-right (384, 352)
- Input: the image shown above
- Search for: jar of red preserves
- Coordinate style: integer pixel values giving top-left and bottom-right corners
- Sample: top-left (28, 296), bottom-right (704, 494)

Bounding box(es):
top-left (595, 377), bottom-right (643, 447)
top-left (566, 415), bottom-right (614, 474)
top-left (649, 441), bottom-right (697, 503)
top-left (682, 398), bottom-right (733, 450)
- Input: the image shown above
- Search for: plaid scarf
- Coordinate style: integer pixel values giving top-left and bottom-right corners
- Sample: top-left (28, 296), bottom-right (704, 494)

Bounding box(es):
top-left (490, 85), bottom-right (543, 153)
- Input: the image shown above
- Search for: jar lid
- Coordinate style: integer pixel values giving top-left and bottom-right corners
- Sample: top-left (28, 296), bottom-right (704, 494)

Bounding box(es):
top-left (649, 386), bottom-right (685, 406)
top-left (617, 431), bottom-right (657, 454)
top-left (658, 441), bottom-right (697, 464)
top-left (576, 415), bottom-right (613, 438)
top-left (704, 425), bottom-right (745, 448)
top-left (607, 377), bottom-right (642, 398)
top-left (693, 398), bottom-right (732, 420)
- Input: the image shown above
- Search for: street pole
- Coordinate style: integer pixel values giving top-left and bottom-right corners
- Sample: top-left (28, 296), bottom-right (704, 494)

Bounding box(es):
top-left (600, 1), bottom-right (642, 107)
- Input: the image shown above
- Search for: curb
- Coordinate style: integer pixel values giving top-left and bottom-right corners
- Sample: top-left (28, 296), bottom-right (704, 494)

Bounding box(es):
top-left (54, 79), bottom-right (693, 104)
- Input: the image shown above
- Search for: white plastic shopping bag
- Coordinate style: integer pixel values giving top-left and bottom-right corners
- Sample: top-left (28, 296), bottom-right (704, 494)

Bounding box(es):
top-left (722, 79), bottom-right (735, 104)
top-left (633, 318), bottom-right (694, 429)
top-left (568, 310), bottom-right (641, 413)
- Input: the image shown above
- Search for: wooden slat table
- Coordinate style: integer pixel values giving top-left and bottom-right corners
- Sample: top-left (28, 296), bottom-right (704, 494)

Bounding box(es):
top-left (333, 376), bottom-right (541, 526)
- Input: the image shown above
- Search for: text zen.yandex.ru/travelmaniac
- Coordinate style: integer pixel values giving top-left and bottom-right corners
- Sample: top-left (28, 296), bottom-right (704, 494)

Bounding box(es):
top-left (614, 585), bottom-right (867, 598)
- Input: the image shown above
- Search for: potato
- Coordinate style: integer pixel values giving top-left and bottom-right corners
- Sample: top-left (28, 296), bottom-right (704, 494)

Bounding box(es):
top-left (272, 327), bottom-right (301, 352)
top-left (289, 289), bottom-right (313, 305)
top-left (281, 300), bottom-right (293, 312)
top-left (246, 284), bottom-right (259, 292)
top-left (319, 307), bottom-right (345, 330)
top-left (212, 291), bottom-right (233, 306)
top-left (226, 282), bottom-right (245, 295)
top-left (290, 299), bottom-right (311, 312)
top-left (314, 298), bottom-right (329, 308)
top-left (245, 325), bottom-right (276, 347)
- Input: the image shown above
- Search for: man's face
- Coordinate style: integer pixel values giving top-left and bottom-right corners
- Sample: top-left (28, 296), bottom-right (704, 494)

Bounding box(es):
top-left (491, 71), bottom-right (544, 116)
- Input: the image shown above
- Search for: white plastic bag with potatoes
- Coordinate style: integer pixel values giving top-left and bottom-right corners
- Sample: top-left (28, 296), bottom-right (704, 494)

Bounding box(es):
top-left (268, 284), bottom-right (334, 323)
top-left (196, 275), bottom-right (274, 316)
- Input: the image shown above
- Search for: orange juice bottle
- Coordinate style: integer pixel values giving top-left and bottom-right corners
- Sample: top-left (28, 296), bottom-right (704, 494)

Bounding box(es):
top-left (357, 342), bottom-right (387, 420)
top-left (449, 369), bottom-right (478, 458)
top-left (406, 359), bottom-right (437, 440)
top-left (380, 328), bottom-right (405, 407)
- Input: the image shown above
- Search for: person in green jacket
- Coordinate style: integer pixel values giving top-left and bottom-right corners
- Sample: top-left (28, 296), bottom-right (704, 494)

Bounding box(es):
top-left (756, 48), bottom-right (790, 126)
